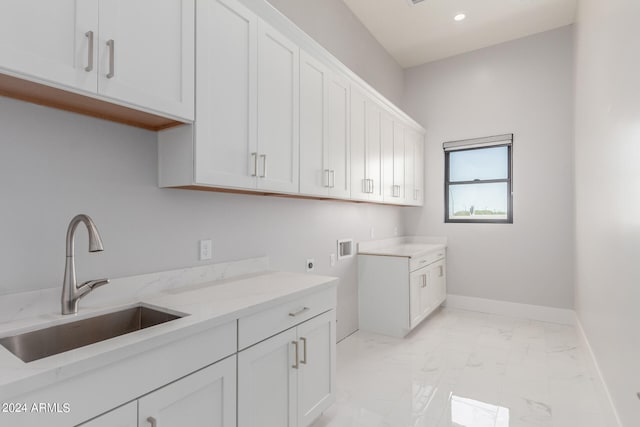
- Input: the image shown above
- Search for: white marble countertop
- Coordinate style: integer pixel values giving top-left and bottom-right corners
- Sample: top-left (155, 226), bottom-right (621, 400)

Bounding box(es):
top-left (358, 236), bottom-right (447, 258)
top-left (0, 260), bottom-right (337, 401)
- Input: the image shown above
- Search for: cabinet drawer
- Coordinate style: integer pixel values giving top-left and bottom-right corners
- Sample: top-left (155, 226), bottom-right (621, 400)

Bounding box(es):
top-left (238, 287), bottom-right (336, 350)
top-left (409, 249), bottom-right (446, 272)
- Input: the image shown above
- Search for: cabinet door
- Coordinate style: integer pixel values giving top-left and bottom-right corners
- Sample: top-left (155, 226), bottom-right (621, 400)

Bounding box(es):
top-left (407, 129), bottom-right (425, 206)
top-left (98, 0), bottom-right (195, 120)
top-left (238, 328), bottom-right (297, 427)
top-left (381, 112), bottom-right (395, 202)
top-left (365, 100), bottom-right (383, 201)
top-left (409, 270), bottom-right (426, 329)
top-left (299, 50), bottom-right (329, 197)
top-left (0, 0), bottom-right (98, 92)
top-left (430, 259), bottom-right (447, 305)
top-left (327, 73), bottom-right (350, 199)
top-left (138, 356), bottom-right (236, 427)
top-left (350, 86), bottom-right (368, 201)
top-left (392, 121), bottom-right (406, 203)
top-left (257, 20), bottom-right (299, 193)
top-left (194, 0), bottom-right (258, 189)
top-left (78, 402), bottom-right (136, 427)
top-left (297, 310), bottom-right (336, 427)
top-left (404, 128), bottom-right (416, 206)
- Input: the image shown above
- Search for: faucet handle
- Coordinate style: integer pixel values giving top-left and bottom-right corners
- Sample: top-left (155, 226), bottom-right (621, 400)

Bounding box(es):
top-left (81, 278), bottom-right (110, 290)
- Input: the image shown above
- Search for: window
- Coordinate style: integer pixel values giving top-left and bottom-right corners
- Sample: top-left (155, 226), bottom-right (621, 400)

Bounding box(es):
top-left (444, 134), bottom-right (513, 223)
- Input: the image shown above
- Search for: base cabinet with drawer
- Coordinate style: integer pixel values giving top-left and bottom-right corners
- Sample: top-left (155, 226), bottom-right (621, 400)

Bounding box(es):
top-left (358, 248), bottom-right (446, 338)
top-left (238, 309), bottom-right (336, 427)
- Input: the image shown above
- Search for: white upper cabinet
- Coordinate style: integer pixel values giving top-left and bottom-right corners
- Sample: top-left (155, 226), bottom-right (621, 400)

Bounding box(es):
top-left (0, 0), bottom-right (194, 122)
top-left (158, 0), bottom-right (423, 204)
top-left (404, 127), bottom-right (425, 206)
top-left (383, 116), bottom-right (407, 204)
top-left (299, 50), bottom-right (329, 196)
top-left (194, 0), bottom-right (258, 189)
top-left (299, 51), bottom-right (350, 198)
top-left (351, 86), bottom-right (383, 202)
top-left (326, 73), bottom-right (351, 199)
top-left (0, 0), bottom-right (98, 93)
top-left (257, 20), bottom-right (299, 193)
top-left (98, 0), bottom-right (195, 120)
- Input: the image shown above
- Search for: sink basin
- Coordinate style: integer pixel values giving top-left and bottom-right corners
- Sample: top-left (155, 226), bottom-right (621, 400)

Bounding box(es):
top-left (0, 306), bottom-right (185, 363)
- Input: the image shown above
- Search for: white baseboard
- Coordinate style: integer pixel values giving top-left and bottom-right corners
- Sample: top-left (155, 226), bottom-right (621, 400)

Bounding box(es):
top-left (443, 294), bottom-right (576, 325)
top-left (574, 316), bottom-right (622, 427)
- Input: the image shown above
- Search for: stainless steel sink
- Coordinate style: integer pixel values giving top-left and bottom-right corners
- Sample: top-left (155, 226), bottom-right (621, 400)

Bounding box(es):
top-left (0, 306), bottom-right (185, 363)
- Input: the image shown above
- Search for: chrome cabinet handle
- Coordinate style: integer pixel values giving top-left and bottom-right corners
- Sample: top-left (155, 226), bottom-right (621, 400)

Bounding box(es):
top-left (289, 306), bottom-right (309, 317)
top-left (300, 337), bottom-right (307, 364)
top-left (147, 416), bottom-right (157, 427)
top-left (259, 154), bottom-right (267, 178)
top-left (330, 170), bottom-right (335, 188)
top-left (414, 189), bottom-right (419, 200)
top-left (106, 39), bottom-right (115, 78)
top-left (421, 274), bottom-right (427, 288)
top-left (251, 152), bottom-right (258, 177)
top-left (393, 185), bottom-right (400, 197)
top-left (369, 179), bottom-right (374, 194)
top-left (324, 169), bottom-right (331, 188)
top-left (84, 31), bottom-right (94, 72)
top-left (292, 340), bottom-right (299, 369)
top-left (438, 266), bottom-right (444, 277)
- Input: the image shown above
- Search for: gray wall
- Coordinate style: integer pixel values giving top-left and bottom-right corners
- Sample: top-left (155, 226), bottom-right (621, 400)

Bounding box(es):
top-left (0, 97), bottom-right (404, 341)
top-left (574, 0), bottom-right (640, 424)
top-left (402, 26), bottom-right (575, 309)
top-left (266, 0), bottom-right (404, 106)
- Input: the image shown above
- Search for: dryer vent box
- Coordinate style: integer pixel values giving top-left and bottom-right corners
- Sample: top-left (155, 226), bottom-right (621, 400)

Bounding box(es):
top-left (337, 239), bottom-right (354, 260)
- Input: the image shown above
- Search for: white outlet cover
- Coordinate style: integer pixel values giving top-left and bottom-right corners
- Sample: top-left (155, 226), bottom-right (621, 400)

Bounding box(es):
top-left (199, 239), bottom-right (212, 261)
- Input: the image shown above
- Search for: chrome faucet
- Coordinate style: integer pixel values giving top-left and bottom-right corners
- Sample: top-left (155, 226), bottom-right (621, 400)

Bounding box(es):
top-left (61, 214), bottom-right (109, 315)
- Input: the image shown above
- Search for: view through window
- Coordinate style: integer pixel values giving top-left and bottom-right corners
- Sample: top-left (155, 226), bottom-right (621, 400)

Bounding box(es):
top-left (444, 134), bottom-right (513, 223)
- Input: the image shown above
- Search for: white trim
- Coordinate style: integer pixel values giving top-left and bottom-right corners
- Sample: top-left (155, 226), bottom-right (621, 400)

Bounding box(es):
top-left (574, 316), bottom-right (623, 427)
top-left (443, 294), bottom-right (575, 324)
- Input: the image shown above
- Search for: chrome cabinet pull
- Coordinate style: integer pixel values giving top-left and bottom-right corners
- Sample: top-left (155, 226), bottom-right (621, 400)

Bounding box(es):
top-left (300, 337), bottom-right (307, 364)
top-left (393, 184), bottom-right (400, 197)
top-left (292, 340), bottom-right (299, 369)
top-left (251, 152), bottom-right (258, 177)
top-left (106, 39), bottom-right (115, 78)
top-left (84, 31), bottom-right (94, 72)
top-left (259, 154), bottom-right (267, 178)
top-left (147, 416), bottom-right (157, 427)
top-left (330, 170), bottom-right (335, 188)
top-left (438, 266), bottom-right (444, 277)
top-left (324, 169), bottom-right (331, 187)
top-left (289, 306), bottom-right (309, 317)
top-left (414, 189), bottom-right (419, 200)
top-left (421, 274), bottom-right (427, 288)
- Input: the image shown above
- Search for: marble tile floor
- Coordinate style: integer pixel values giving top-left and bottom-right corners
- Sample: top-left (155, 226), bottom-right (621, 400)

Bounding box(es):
top-left (311, 307), bottom-right (615, 427)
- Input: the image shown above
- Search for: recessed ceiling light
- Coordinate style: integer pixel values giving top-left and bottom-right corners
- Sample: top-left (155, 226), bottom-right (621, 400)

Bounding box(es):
top-left (454, 13), bottom-right (466, 21)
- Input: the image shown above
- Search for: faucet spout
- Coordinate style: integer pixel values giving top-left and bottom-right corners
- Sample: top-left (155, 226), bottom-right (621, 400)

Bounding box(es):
top-left (61, 214), bottom-right (109, 315)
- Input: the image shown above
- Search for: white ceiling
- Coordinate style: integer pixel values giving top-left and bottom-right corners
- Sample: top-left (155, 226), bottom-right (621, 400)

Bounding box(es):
top-left (341, 0), bottom-right (577, 68)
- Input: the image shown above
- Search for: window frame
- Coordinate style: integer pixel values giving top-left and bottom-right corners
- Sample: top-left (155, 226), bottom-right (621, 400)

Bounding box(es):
top-left (444, 136), bottom-right (513, 224)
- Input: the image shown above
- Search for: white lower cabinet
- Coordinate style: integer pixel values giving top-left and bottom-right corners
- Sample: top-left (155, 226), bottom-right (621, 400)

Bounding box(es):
top-left (78, 356), bottom-right (236, 427)
top-left (238, 309), bottom-right (336, 427)
top-left (359, 248), bottom-right (446, 337)
top-left (138, 355), bottom-right (236, 427)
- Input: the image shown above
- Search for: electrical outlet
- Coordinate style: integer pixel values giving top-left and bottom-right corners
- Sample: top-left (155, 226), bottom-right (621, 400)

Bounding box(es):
top-left (306, 258), bottom-right (315, 272)
top-left (199, 239), bottom-right (212, 260)
top-left (330, 253), bottom-right (336, 267)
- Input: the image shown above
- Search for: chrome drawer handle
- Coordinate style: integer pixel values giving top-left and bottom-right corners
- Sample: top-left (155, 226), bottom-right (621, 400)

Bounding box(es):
top-left (288, 307), bottom-right (309, 317)
top-left (292, 340), bottom-right (299, 369)
top-left (106, 39), bottom-right (115, 78)
top-left (300, 337), bottom-right (307, 364)
top-left (84, 31), bottom-right (94, 72)
top-left (251, 152), bottom-right (258, 177)
top-left (147, 416), bottom-right (157, 427)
